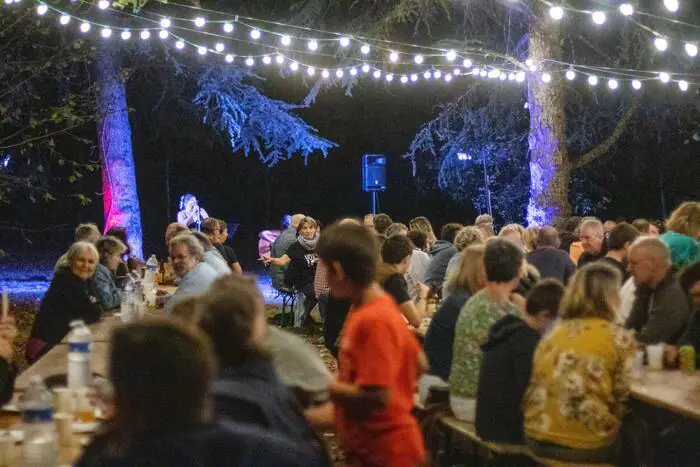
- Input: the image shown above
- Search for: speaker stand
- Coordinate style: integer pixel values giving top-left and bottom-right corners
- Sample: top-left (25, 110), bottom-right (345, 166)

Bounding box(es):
top-left (371, 191), bottom-right (379, 214)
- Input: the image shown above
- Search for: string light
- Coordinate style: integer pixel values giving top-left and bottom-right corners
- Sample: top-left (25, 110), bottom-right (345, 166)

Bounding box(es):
top-left (175, 40), bottom-right (184, 49)
top-left (445, 74), bottom-right (453, 82)
top-left (100, 27), bottom-right (111, 38)
top-left (280, 35), bottom-right (291, 46)
top-left (121, 30), bottom-right (132, 40)
top-left (434, 70), bottom-right (442, 79)
top-left (423, 70), bottom-right (432, 79)
top-left (389, 51), bottom-right (399, 62)
top-left (525, 59), bottom-right (533, 67)
top-left (515, 71), bottom-right (526, 82)
top-left (225, 54), bottom-right (234, 63)
top-left (685, 43), bottom-right (698, 57)
top-left (679, 80), bottom-right (689, 91)
top-left (97, 0), bottom-right (109, 10)
top-left (659, 72), bottom-right (670, 83)
top-left (446, 50), bottom-right (457, 62)
top-left (36, 3), bottom-right (47, 15)
top-left (588, 75), bottom-right (599, 86)
top-left (499, 73), bottom-right (506, 81)
top-left (565, 69), bottom-right (576, 80)
top-left (193, 17), bottom-right (206, 28)
top-left (322, 69), bottom-right (330, 78)
top-left (290, 61), bottom-right (299, 71)
top-left (654, 37), bottom-right (668, 51)
top-left (262, 55), bottom-right (272, 64)
top-left (339, 37), bottom-right (351, 48)
top-left (414, 55), bottom-right (424, 64)
top-left (453, 68), bottom-right (461, 75)
top-left (360, 44), bottom-right (371, 55)
top-left (541, 72), bottom-right (552, 83)
top-left (663, 0), bottom-right (679, 13)
top-left (307, 66), bottom-right (315, 76)
top-left (336, 69), bottom-right (344, 78)
top-left (158, 29), bottom-right (168, 39)
top-left (250, 29), bottom-right (261, 40)
top-left (159, 18), bottom-right (171, 28)
top-left (462, 58), bottom-right (472, 68)
top-left (479, 70), bottom-right (488, 77)
top-left (275, 54), bottom-right (284, 64)
top-left (549, 6), bottom-right (564, 20)
top-left (59, 14), bottom-right (70, 25)
top-left (362, 64), bottom-right (370, 73)
top-left (619, 3), bottom-right (634, 16)
top-left (140, 30), bottom-right (150, 40)
top-left (608, 79), bottom-right (618, 90)
top-left (307, 39), bottom-right (318, 51)
top-left (401, 75), bottom-right (408, 84)
top-left (386, 73), bottom-right (394, 82)
top-left (410, 74), bottom-right (418, 82)
top-left (349, 67), bottom-right (357, 76)
top-left (214, 42), bottom-right (224, 52)
top-left (197, 46), bottom-right (207, 55)
top-left (632, 79), bottom-right (642, 90)
top-left (245, 56), bottom-right (254, 66)
top-left (79, 22), bottom-right (90, 33)
top-left (223, 22), bottom-right (234, 33)
top-left (508, 73), bottom-right (515, 81)
top-left (592, 11), bottom-right (606, 25)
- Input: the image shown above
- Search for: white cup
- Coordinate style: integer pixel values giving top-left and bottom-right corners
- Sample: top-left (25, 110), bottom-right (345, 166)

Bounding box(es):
top-left (647, 344), bottom-right (665, 370)
top-left (54, 413), bottom-right (74, 447)
top-left (52, 387), bottom-right (74, 414)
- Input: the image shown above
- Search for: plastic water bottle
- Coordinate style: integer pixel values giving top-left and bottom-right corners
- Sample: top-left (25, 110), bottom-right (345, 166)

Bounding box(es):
top-left (67, 320), bottom-right (92, 391)
top-left (144, 255), bottom-right (158, 292)
top-left (21, 376), bottom-right (57, 467)
top-left (121, 279), bottom-right (135, 323)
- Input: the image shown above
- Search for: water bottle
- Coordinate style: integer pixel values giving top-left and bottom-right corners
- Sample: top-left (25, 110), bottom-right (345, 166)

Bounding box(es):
top-left (120, 279), bottom-right (134, 323)
top-left (132, 280), bottom-right (146, 320)
top-left (67, 320), bottom-right (92, 391)
top-left (144, 255), bottom-right (158, 292)
top-left (21, 376), bottom-right (57, 467)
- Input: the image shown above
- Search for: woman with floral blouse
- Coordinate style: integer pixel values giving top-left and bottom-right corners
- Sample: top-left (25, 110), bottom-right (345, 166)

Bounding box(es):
top-left (523, 263), bottom-right (636, 464)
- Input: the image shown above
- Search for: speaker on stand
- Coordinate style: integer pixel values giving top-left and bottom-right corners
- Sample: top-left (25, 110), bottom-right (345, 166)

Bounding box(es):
top-left (362, 154), bottom-right (387, 214)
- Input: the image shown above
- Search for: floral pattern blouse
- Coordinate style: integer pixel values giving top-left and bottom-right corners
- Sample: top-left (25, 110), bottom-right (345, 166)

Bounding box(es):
top-left (523, 318), bottom-right (636, 450)
top-left (449, 289), bottom-right (519, 399)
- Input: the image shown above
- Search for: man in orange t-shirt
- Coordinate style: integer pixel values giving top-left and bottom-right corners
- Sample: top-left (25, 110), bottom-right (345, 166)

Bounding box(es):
top-left (317, 221), bottom-right (426, 467)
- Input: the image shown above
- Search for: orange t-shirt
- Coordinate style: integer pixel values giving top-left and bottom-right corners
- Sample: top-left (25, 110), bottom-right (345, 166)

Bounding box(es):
top-left (335, 293), bottom-right (425, 467)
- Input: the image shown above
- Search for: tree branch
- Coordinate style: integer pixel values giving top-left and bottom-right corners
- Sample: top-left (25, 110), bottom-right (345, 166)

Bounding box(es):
top-left (572, 97), bottom-right (641, 169)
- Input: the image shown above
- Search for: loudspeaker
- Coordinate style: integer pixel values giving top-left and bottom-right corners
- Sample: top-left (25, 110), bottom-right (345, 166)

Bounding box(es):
top-left (362, 154), bottom-right (387, 192)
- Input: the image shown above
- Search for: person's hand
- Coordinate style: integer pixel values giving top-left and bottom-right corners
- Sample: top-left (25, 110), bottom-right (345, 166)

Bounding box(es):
top-left (664, 344), bottom-right (678, 366)
top-left (0, 316), bottom-right (17, 343)
top-left (417, 282), bottom-right (430, 300)
top-left (259, 256), bottom-right (272, 266)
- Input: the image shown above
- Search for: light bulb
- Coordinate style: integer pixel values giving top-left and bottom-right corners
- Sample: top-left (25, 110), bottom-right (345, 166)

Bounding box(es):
top-left (223, 23), bottom-right (234, 33)
top-left (59, 15), bottom-right (70, 25)
top-left (160, 18), bottom-right (171, 28)
top-left (290, 62), bottom-right (299, 71)
top-left (215, 42), bottom-right (225, 52)
top-left (80, 22), bottom-right (91, 33)
top-left (472, 67), bottom-right (480, 75)
top-left (275, 54), bottom-right (284, 64)
top-left (434, 70), bottom-right (443, 79)
top-left (588, 75), bottom-right (598, 86)
top-left (565, 69), bottom-right (576, 80)
top-left (322, 69), bottom-right (330, 78)
top-left (549, 6), bottom-right (564, 20)
top-left (654, 37), bottom-right (668, 51)
top-left (541, 72), bottom-right (552, 83)
top-left (245, 57), bottom-right (254, 66)
top-left (263, 55), bottom-right (272, 64)
top-left (373, 70), bottom-right (382, 79)
top-left (453, 68), bottom-right (461, 75)
top-left (250, 29), bottom-right (261, 40)
top-left (679, 80), bottom-right (689, 91)
top-left (508, 73), bottom-right (515, 81)
top-left (414, 55), bottom-right (424, 64)
top-left (120, 30), bottom-right (131, 40)
top-left (197, 46), bottom-right (207, 56)
top-left (529, 64), bottom-right (538, 72)
top-left (175, 40), bottom-right (184, 49)
top-left (445, 49), bottom-right (457, 61)
top-left (445, 74), bottom-right (453, 82)
top-left (193, 17), bottom-right (206, 28)
top-left (423, 71), bottom-right (432, 79)
top-left (225, 54), bottom-right (234, 63)
top-left (362, 64), bottom-right (370, 73)
top-left (487, 69), bottom-right (499, 79)
top-left (280, 35), bottom-right (291, 46)
top-left (4, 0), bottom-right (13, 5)
top-left (462, 58), bottom-right (472, 68)
top-left (410, 74), bottom-right (418, 82)
top-left (350, 68), bottom-right (357, 76)
top-left (632, 79), bottom-right (642, 90)
top-left (480, 70), bottom-right (488, 77)
top-left (663, 0), bottom-right (679, 13)
top-left (360, 44), bottom-right (371, 55)
top-left (608, 79), bottom-right (618, 90)
top-left (659, 72), bottom-right (670, 83)
top-left (336, 69), bottom-right (344, 78)
top-left (101, 28), bottom-right (112, 38)
top-left (389, 51), bottom-right (399, 62)
top-left (140, 30), bottom-right (150, 40)
top-left (516, 71), bottom-right (526, 82)
top-left (685, 43), bottom-right (698, 57)
top-left (307, 67), bottom-right (315, 76)
top-left (525, 59), bottom-right (533, 67)
top-left (401, 75), bottom-right (408, 84)
top-left (97, 0), bottom-right (109, 9)
top-left (619, 3), bottom-right (634, 16)
top-left (307, 40), bottom-right (318, 51)
top-left (592, 11), bottom-right (606, 25)
top-left (386, 74), bottom-right (394, 82)
top-left (158, 30), bottom-right (169, 39)
top-left (499, 73), bottom-right (506, 81)
top-left (339, 37), bottom-right (350, 48)
top-left (36, 4), bottom-right (47, 15)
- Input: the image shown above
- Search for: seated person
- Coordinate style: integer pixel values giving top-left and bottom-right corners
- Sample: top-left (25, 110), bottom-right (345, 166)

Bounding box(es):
top-left (577, 218), bottom-right (608, 267)
top-left (104, 226), bottom-right (142, 280)
top-left (625, 237), bottom-right (691, 344)
top-left (524, 263), bottom-right (636, 464)
top-left (54, 223), bottom-right (101, 272)
top-left (442, 226), bottom-right (485, 298)
top-left (163, 234), bottom-right (219, 313)
top-left (423, 223), bottom-right (463, 288)
top-left (0, 316), bottom-right (17, 405)
top-left (93, 236), bottom-right (127, 310)
top-left (28, 242), bottom-right (103, 363)
top-left (191, 231), bottom-right (231, 276)
top-left (265, 214), bottom-right (305, 289)
top-left (449, 239), bottom-right (523, 422)
top-left (373, 213), bottom-right (393, 238)
top-left (217, 219), bottom-right (243, 273)
top-left (406, 230), bottom-right (430, 301)
top-left (665, 261), bottom-right (700, 367)
top-left (284, 217), bottom-right (320, 326)
top-left (598, 222), bottom-right (640, 281)
top-left (196, 275), bottom-right (328, 460)
top-left (527, 226), bottom-right (576, 284)
top-left (476, 279), bottom-right (564, 444)
top-left (377, 235), bottom-right (428, 327)
top-left (76, 319), bottom-right (325, 467)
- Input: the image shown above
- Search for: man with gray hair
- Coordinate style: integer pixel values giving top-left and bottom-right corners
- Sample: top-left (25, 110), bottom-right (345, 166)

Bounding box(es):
top-left (577, 218), bottom-right (607, 267)
top-left (269, 213), bottom-right (304, 290)
top-left (527, 226), bottom-right (576, 284)
top-left (625, 237), bottom-right (691, 344)
top-left (163, 234), bottom-right (219, 313)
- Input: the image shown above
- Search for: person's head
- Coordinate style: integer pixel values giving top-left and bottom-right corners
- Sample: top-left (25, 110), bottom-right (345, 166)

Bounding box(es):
top-left (197, 275), bottom-right (268, 368)
top-left (680, 261), bottom-right (700, 309)
top-left (104, 227), bottom-right (131, 256)
top-left (216, 219), bottom-right (229, 244)
top-left (441, 223), bottom-right (464, 244)
top-left (297, 217), bottom-right (319, 240)
top-left (536, 226), bottom-right (560, 249)
top-left (180, 193), bottom-right (198, 212)
top-left (74, 223), bottom-right (101, 244)
top-left (409, 216), bottom-right (436, 243)
top-left (579, 219), bottom-right (605, 255)
top-left (407, 230), bottom-right (428, 251)
top-left (523, 227), bottom-right (539, 253)
top-left (96, 236), bottom-right (127, 272)
top-left (483, 238), bottom-right (525, 286)
top-left (525, 278), bottom-right (565, 333)
top-left (499, 224), bottom-right (524, 249)
top-left (385, 223), bottom-right (409, 238)
top-left (607, 222), bottom-right (640, 258)
top-left (627, 237), bottom-right (672, 287)
top-left (453, 226), bottom-right (484, 252)
top-left (603, 220), bottom-right (617, 234)
top-left (317, 222), bottom-right (379, 300)
top-left (190, 231), bottom-right (215, 252)
top-left (290, 214), bottom-right (305, 230)
top-left (66, 241), bottom-right (99, 281)
top-left (169, 234), bottom-right (204, 278)
top-left (446, 245), bottom-right (486, 296)
top-left (165, 223), bottom-right (189, 245)
top-left (280, 214), bottom-right (292, 230)
top-left (110, 319), bottom-right (216, 434)
top-left (381, 234), bottom-right (414, 274)
top-left (650, 221), bottom-right (663, 237)
top-left (363, 213), bottom-right (375, 230)
top-left (200, 218), bottom-right (221, 243)
top-left (475, 214), bottom-right (495, 238)
top-left (560, 263), bottom-right (621, 321)
top-left (170, 296), bottom-right (202, 325)
top-left (373, 213), bottom-right (393, 236)
top-left (563, 216), bottom-right (582, 233)
top-left (666, 202), bottom-right (700, 239)
top-left (632, 219), bottom-right (651, 235)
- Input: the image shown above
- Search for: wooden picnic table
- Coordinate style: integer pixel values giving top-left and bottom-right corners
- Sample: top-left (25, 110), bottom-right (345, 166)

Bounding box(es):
top-left (631, 369), bottom-right (700, 422)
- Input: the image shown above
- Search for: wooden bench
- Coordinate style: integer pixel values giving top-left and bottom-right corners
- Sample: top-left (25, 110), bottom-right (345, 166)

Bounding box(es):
top-left (528, 456), bottom-right (614, 467)
top-left (439, 416), bottom-right (530, 465)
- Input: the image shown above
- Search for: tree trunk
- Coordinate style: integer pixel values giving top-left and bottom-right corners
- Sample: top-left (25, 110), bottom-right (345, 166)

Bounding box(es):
top-left (96, 44), bottom-right (143, 258)
top-left (526, 8), bottom-right (570, 226)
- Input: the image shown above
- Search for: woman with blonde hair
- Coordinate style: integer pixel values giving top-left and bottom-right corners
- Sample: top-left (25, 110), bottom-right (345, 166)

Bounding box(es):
top-left (523, 263), bottom-right (636, 464)
top-left (442, 226), bottom-right (484, 298)
top-left (409, 216), bottom-right (437, 251)
top-left (499, 223), bottom-right (525, 250)
top-left (660, 201), bottom-right (700, 269)
top-left (421, 245), bottom-right (487, 401)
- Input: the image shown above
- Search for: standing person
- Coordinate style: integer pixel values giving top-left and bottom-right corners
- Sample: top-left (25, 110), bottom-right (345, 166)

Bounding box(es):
top-left (176, 194), bottom-right (209, 230)
top-left (54, 223), bottom-right (102, 272)
top-left (527, 226), bottom-right (577, 284)
top-left (598, 222), bottom-right (640, 281)
top-left (449, 239), bottom-right (524, 422)
top-left (523, 264), bottom-right (636, 464)
top-left (475, 214), bottom-right (495, 239)
top-left (423, 223), bottom-right (463, 289)
top-left (317, 222), bottom-right (426, 467)
top-left (216, 220), bottom-right (242, 273)
top-left (284, 217), bottom-right (320, 327)
top-left (660, 201), bottom-right (700, 270)
top-left (93, 236), bottom-right (127, 310)
top-left (265, 214), bottom-right (304, 290)
top-left (577, 219), bottom-right (607, 267)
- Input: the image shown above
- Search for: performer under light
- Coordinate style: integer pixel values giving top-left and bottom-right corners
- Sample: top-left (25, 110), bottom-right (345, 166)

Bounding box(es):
top-left (177, 194), bottom-right (209, 230)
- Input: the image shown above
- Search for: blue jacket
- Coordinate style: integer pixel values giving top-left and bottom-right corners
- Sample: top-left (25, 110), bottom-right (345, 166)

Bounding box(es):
top-left (423, 289), bottom-right (470, 381)
top-left (93, 263), bottom-right (121, 310)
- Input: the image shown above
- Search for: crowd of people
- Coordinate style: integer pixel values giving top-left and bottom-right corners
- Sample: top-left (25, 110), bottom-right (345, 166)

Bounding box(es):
top-left (2, 200), bottom-right (700, 465)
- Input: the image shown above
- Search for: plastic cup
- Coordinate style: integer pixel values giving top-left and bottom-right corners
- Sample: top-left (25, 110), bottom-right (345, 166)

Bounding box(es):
top-left (0, 432), bottom-right (13, 466)
top-left (54, 413), bottom-right (74, 447)
top-left (647, 344), bottom-right (664, 370)
top-left (53, 387), bottom-right (74, 414)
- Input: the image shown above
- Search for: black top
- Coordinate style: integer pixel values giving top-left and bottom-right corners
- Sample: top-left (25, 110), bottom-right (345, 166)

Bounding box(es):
top-left (476, 315), bottom-right (541, 444)
top-left (577, 243), bottom-right (608, 268)
top-left (677, 309), bottom-right (700, 367)
top-left (598, 256), bottom-right (628, 281)
top-left (214, 243), bottom-right (239, 266)
top-left (527, 247), bottom-right (577, 284)
top-left (382, 273), bottom-right (411, 305)
top-left (559, 232), bottom-right (576, 255)
top-left (423, 289), bottom-right (470, 381)
top-left (423, 241), bottom-right (458, 287)
top-left (284, 242), bottom-right (318, 290)
top-left (31, 267), bottom-right (102, 348)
